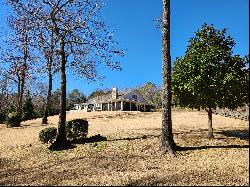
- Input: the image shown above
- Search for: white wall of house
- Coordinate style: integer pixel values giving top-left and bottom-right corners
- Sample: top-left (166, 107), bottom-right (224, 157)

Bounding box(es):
top-left (74, 104), bottom-right (93, 111)
top-left (74, 89), bottom-right (149, 112)
top-left (74, 104), bottom-right (81, 110)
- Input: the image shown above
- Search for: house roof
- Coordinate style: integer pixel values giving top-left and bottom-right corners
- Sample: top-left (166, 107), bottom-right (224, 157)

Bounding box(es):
top-left (121, 89), bottom-right (146, 102)
top-left (88, 94), bottom-right (112, 103)
top-left (88, 89), bottom-right (146, 103)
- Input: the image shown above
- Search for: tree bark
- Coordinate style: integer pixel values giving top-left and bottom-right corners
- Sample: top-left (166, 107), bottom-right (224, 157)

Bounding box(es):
top-left (207, 107), bottom-right (214, 139)
top-left (54, 38), bottom-right (68, 145)
top-left (42, 57), bottom-right (52, 124)
top-left (17, 18), bottom-right (28, 124)
top-left (245, 104), bottom-right (249, 121)
top-left (17, 51), bottom-right (27, 126)
top-left (15, 65), bottom-right (26, 127)
top-left (42, 30), bottom-right (54, 125)
top-left (161, 0), bottom-right (177, 154)
top-left (17, 75), bottom-right (21, 115)
top-left (19, 70), bottom-right (25, 115)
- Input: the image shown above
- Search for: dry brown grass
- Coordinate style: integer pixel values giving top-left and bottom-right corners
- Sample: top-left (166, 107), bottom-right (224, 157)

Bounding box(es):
top-left (0, 110), bottom-right (249, 186)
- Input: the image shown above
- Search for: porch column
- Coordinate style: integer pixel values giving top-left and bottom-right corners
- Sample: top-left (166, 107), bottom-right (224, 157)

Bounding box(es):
top-left (115, 102), bottom-right (117, 111)
top-left (100, 103), bottom-right (103, 111)
top-left (144, 104), bottom-right (146, 112)
top-left (108, 102), bottom-right (110, 111)
top-left (129, 102), bottom-right (132, 111)
top-left (121, 101), bottom-right (124, 111)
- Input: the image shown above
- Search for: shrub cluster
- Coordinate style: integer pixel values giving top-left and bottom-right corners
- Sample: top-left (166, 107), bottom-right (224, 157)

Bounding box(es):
top-left (39, 127), bottom-right (57, 144)
top-left (66, 119), bottom-right (89, 140)
top-left (6, 112), bottom-right (21, 128)
top-left (39, 119), bottom-right (89, 144)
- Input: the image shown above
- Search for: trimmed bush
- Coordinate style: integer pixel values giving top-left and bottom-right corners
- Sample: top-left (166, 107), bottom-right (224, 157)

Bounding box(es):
top-left (39, 127), bottom-right (57, 144)
top-left (6, 112), bottom-right (21, 128)
top-left (66, 119), bottom-right (89, 140)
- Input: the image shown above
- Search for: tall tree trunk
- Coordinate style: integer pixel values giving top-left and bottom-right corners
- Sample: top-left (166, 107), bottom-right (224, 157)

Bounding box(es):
top-left (42, 30), bottom-right (54, 125)
top-left (16, 64), bottom-right (26, 126)
top-left (54, 38), bottom-right (67, 145)
top-left (161, 0), bottom-right (177, 154)
top-left (17, 75), bottom-right (21, 115)
top-left (245, 104), bottom-right (249, 121)
top-left (19, 71), bottom-right (25, 114)
top-left (207, 107), bottom-right (214, 139)
top-left (16, 18), bottom-right (28, 125)
top-left (42, 57), bottom-right (52, 124)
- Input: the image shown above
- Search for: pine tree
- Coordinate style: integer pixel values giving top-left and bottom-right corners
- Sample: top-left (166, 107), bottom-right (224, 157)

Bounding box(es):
top-left (22, 92), bottom-right (36, 121)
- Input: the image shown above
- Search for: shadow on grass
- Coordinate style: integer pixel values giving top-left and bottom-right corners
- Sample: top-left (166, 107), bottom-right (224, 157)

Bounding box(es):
top-left (217, 129), bottom-right (249, 141)
top-left (47, 135), bottom-right (109, 151)
top-left (107, 134), bottom-right (159, 142)
top-left (177, 144), bottom-right (249, 151)
top-left (48, 141), bottom-right (76, 151)
top-left (71, 134), bottom-right (159, 145)
top-left (71, 134), bottom-right (108, 144)
top-left (105, 133), bottom-right (249, 152)
top-left (47, 128), bottom-right (249, 151)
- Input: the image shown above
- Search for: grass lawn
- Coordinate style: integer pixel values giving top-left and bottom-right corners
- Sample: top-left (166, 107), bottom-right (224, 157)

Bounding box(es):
top-left (0, 110), bottom-right (249, 186)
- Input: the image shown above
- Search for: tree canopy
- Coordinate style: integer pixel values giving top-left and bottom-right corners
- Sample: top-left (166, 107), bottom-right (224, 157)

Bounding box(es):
top-left (67, 89), bottom-right (86, 110)
top-left (88, 89), bottom-right (111, 100)
top-left (136, 82), bottom-right (162, 108)
top-left (172, 23), bottom-right (249, 138)
top-left (172, 23), bottom-right (249, 111)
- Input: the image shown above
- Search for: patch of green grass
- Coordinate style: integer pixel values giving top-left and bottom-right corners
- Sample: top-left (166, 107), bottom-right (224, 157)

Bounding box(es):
top-left (92, 142), bottom-right (108, 151)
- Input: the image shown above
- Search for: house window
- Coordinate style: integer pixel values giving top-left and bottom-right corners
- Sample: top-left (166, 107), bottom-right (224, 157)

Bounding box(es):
top-left (132, 95), bottom-right (137, 99)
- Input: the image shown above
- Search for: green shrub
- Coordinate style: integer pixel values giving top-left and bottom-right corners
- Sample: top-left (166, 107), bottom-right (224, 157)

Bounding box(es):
top-left (49, 107), bottom-right (60, 116)
top-left (6, 112), bottom-right (21, 128)
top-left (39, 127), bottom-right (57, 144)
top-left (0, 112), bottom-right (7, 124)
top-left (66, 119), bottom-right (89, 140)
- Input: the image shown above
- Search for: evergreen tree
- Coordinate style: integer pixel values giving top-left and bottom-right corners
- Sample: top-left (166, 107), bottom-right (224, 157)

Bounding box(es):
top-left (172, 24), bottom-right (249, 138)
top-left (22, 92), bottom-right (36, 121)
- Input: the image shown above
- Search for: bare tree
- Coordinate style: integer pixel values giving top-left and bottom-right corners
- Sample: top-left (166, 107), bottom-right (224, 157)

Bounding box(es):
top-left (161, 0), bottom-right (177, 154)
top-left (12, 17), bottom-right (29, 118)
top-left (46, 0), bottom-right (124, 146)
top-left (7, 0), bottom-right (124, 146)
top-left (6, 0), bottom-right (60, 125)
top-left (37, 28), bottom-right (57, 125)
top-left (0, 78), bottom-right (11, 119)
top-left (0, 15), bottom-right (36, 124)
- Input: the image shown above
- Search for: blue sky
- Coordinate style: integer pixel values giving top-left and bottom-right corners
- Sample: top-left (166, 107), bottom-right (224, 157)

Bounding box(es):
top-left (0, 0), bottom-right (249, 96)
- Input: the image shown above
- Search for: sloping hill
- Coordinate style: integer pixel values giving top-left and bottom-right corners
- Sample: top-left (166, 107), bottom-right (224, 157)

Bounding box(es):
top-left (0, 111), bottom-right (248, 186)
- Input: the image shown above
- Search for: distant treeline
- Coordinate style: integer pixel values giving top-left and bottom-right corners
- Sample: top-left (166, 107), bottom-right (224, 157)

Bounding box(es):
top-left (0, 88), bottom-right (86, 123)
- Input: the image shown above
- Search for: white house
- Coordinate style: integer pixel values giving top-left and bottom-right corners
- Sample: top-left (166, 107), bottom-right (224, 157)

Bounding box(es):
top-left (74, 103), bottom-right (94, 112)
top-left (74, 87), bottom-right (154, 112)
